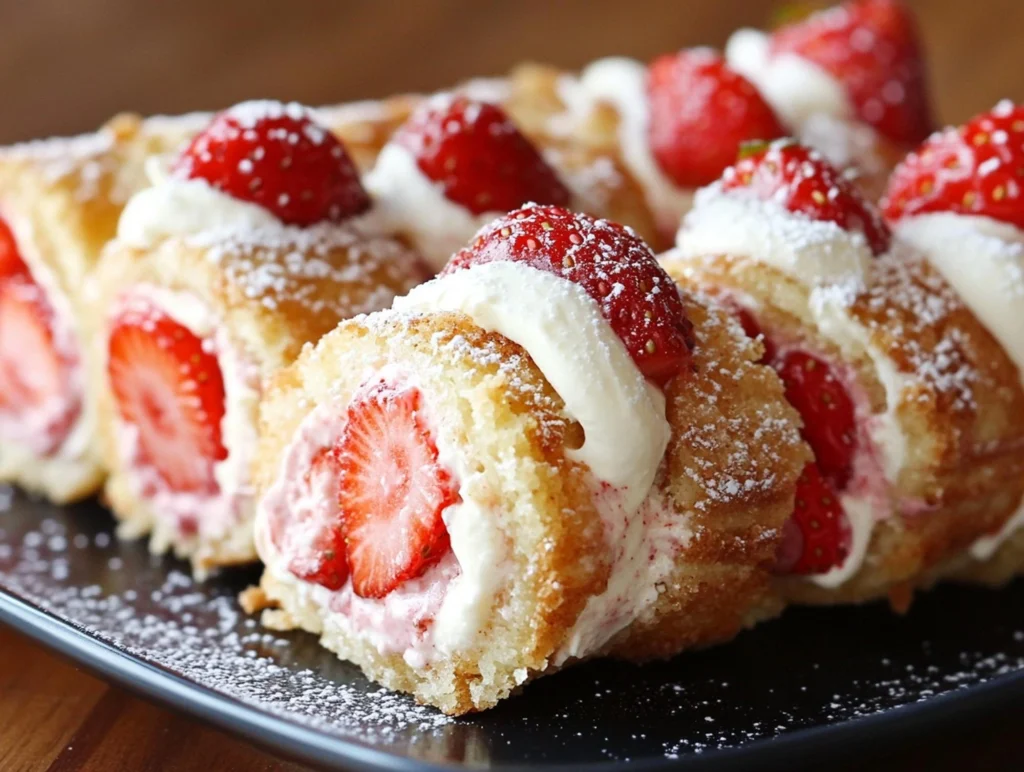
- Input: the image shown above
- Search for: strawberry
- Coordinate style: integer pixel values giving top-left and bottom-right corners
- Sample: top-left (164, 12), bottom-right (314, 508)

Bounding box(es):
top-left (776, 350), bottom-right (858, 490)
top-left (393, 96), bottom-right (570, 215)
top-left (775, 463), bottom-right (852, 575)
top-left (722, 140), bottom-right (892, 256)
top-left (770, 0), bottom-right (933, 145)
top-left (646, 48), bottom-right (786, 188)
top-left (173, 100), bottom-right (369, 226)
top-left (107, 299), bottom-right (228, 494)
top-left (283, 447), bottom-right (350, 591)
top-left (882, 101), bottom-right (1024, 229)
top-left (0, 277), bottom-right (75, 425)
top-left (445, 205), bottom-right (694, 387)
top-left (0, 218), bottom-right (29, 282)
top-left (337, 378), bottom-right (459, 599)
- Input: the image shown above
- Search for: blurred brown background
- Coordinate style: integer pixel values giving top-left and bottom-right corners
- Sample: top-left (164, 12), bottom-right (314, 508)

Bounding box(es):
top-left (0, 0), bottom-right (1021, 145)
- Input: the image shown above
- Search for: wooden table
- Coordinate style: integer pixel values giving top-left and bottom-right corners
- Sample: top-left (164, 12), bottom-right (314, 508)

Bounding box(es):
top-left (1, 0), bottom-right (1023, 769)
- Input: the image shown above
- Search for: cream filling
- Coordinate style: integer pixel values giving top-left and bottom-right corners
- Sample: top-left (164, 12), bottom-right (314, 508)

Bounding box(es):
top-left (561, 58), bottom-right (695, 233)
top-left (895, 213), bottom-right (1024, 560)
top-left (254, 366), bottom-right (508, 666)
top-left (111, 285), bottom-right (261, 545)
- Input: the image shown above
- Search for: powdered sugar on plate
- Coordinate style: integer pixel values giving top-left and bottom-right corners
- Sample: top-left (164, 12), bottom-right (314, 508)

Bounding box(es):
top-left (1, 489), bottom-right (1023, 766)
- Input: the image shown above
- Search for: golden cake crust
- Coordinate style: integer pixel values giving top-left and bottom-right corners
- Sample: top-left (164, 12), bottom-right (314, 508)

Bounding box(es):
top-left (662, 250), bottom-right (1024, 605)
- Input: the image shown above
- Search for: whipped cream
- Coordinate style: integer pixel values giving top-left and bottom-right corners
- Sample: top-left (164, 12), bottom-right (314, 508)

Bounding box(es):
top-left (561, 58), bottom-right (695, 234)
top-left (895, 213), bottom-right (1024, 560)
top-left (117, 158), bottom-right (281, 249)
top-left (676, 184), bottom-right (874, 286)
top-left (112, 286), bottom-right (262, 544)
top-left (725, 30), bottom-right (885, 174)
top-left (896, 214), bottom-right (1024, 375)
top-left (395, 261), bottom-right (670, 510)
top-left (363, 131), bottom-right (499, 273)
top-left (726, 29), bottom-right (853, 130)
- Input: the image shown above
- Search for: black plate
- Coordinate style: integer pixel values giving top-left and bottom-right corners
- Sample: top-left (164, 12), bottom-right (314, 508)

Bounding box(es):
top-left (1, 488), bottom-right (1024, 771)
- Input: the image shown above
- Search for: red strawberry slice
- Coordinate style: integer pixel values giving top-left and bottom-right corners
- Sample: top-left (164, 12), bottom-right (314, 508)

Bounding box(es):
top-left (776, 350), bottom-right (858, 490)
top-left (0, 217), bottom-right (29, 282)
top-left (646, 48), bottom-right (786, 188)
top-left (775, 463), bottom-right (852, 575)
top-left (173, 100), bottom-right (369, 226)
top-left (722, 140), bottom-right (892, 256)
top-left (281, 447), bottom-right (350, 591)
top-left (394, 96), bottom-right (570, 215)
top-left (337, 378), bottom-right (459, 599)
top-left (882, 101), bottom-right (1024, 229)
top-left (445, 205), bottom-right (695, 387)
top-left (0, 277), bottom-right (78, 441)
top-left (770, 0), bottom-right (933, 145)
top-left (108, 299), bottom-right (228, 494)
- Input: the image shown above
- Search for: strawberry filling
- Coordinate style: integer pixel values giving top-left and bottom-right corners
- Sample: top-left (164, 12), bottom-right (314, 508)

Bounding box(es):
top-left (735, 307), bottom-right (861, 575)
top-left (268, 374), bottom-right (461, 601)
top-left (108, 295), bottom-right (232, 534)
top-left (0, 217), bottom-right (82, 456)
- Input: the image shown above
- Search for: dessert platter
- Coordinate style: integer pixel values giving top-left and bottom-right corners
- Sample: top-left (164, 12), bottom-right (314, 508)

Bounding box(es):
top-left (1, 0), bottom-right (1024, 768)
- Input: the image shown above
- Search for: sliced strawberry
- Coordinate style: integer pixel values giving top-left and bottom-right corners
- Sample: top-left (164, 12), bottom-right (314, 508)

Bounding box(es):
top-left (108, 299), bottom-right (228, 494)
top-left (722, 140), bottom-right (892, 255)
top-left (646, 48), bottom-right (786, 188)
top-left (337, 378), bottom-right (459, 599)
top-left (770, 0), bottom-right (933, 145)
top-left (775, 350), bottom-right (858, 490)
top-left (882, 101), bottom-right (1024, 229)
top-left (445, 205), bottom-right (694, 387)
top-left (775, 463), bottom-right (852, 575)
top-left (0, 277), bottom-right (77, 432)
top-left (173, 100), bottom-right (369, 226)
top-left (282, 447), bottom-right (350, 591)
top-left (393, 96), bottom-right (570, 215)
top-left (0, 217), bottom-right (29, 282)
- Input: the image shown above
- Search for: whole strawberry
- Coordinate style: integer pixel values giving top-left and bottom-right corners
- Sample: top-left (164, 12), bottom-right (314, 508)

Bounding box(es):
top-left (647, 48), bottom-right (786, 188)
top-left (445, 205), bottom-right (694, 387)
top-left (723, 140), bottom-right (892, 255)
top-left (770, 0), bottom-right (933, 145)
top-left (883, 101), bottom-right (1024, 229)
top-left (394, 96), bottom-right (570, 215)
top-left (174, 100), bottom-right (369, 226)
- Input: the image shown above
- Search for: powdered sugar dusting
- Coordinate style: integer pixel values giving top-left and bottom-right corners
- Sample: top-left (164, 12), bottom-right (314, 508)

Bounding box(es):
top-left (2, 490), bottom-right (1023, 765)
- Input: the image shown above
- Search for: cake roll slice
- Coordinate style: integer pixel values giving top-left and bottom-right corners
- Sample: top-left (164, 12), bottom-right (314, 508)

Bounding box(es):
top-left (91, 101), bottom-right (426, 576)
top-left (882, 102), bottom-right (1024, 585)
top-left (251, 205), bottom-right (806, 714)
top-left (0, 112), bottom-right (205, 502)
top-left (663, 140), bottom-right (1024, 607)
top-left (364, 93), bottom-right (657, 271)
